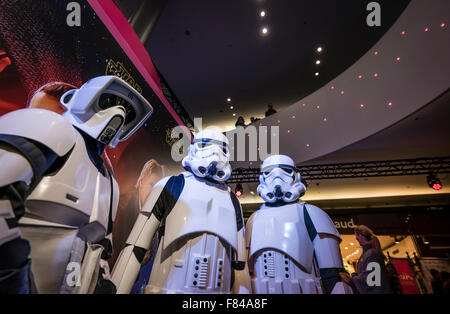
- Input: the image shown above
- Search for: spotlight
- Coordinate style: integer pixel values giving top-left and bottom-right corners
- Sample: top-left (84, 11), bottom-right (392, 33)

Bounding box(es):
top-left (427, 174), bottom-right (442, 191)
top-left (394, 236), bottom-right (400, 244)
top-left (235, 183), bottom-right (243, 197)
top-left (423, 237), bottom-right (430, 245)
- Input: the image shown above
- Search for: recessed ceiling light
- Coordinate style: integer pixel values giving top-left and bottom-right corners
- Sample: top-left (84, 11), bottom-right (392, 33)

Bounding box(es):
top-left (227, 98), bottom-right (231, 102)
top-left (262, 27), bottom-right (268, 34)
top-left (350, 242), bottom-right (354, 246)
top-left (315, 72), bottom-right (319, 76)
top-left (317, 47), bottom-right (323, 53)
top-left (230, 106), bottom-right (234, 110)
top-left (260, 11), bottom-right (266, 17)
top-left (316, 60), bottom-right (321, 65)
top-left (250, 191), bottom-right (255, 195)
top-left (233, 113), bottom-right (236, 117)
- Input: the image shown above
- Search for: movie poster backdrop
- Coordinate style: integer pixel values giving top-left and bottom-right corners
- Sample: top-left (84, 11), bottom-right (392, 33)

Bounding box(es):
top-left (0, 0), bottom-right (184, 265)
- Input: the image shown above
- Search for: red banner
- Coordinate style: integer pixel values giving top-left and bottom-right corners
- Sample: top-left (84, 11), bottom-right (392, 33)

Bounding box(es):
top-left (392, 259), bottom-right (420, 294)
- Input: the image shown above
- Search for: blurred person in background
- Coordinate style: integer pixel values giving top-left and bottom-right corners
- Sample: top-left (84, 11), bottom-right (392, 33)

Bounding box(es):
top-left (386, 262), bottom-right (402, 294)
top-left (441, 271), bottom-right (450, 295)
top-left (265, 103), bottom-right (276, 117)
top-left (430, 269), bottom-right (443, 295)
top-left (235, 116), bottom-right (245, 127)
top-left (351, 225), bottom-right (392, 294)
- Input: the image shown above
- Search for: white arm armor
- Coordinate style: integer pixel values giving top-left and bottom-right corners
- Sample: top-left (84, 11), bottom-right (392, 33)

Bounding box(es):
top-left (111, 177), bottom-right (170, 294)
top-left (304, 203), bottom-right (352, 294)
top-left (0, 109), bottom-right (76, 247)
top-left (304, 203), bottom-right (343, 269)
top-left (0, 109), bottom-right (77, 157)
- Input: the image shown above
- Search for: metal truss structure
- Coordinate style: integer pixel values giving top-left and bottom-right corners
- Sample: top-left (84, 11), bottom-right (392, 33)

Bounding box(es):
top-left (227, 157), bottom-right (450, 183)
top-left (157, 68), bottom-right (195, 134)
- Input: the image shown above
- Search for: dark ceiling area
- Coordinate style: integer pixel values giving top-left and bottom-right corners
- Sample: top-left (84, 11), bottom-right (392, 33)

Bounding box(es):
top-left (115, 0), bottom-right (411, 128)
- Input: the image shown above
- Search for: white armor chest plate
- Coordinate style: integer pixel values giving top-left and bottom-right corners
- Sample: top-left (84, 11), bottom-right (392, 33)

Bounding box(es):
top-left (249, 203), bottom-right (314, 273)
top-left (162, 173), bottom-right (238, 253)
top-left (25, 131), bottom-right (119, 239)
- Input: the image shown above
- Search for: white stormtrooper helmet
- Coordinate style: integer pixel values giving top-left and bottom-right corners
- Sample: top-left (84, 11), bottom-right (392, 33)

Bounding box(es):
top-left (257, 154), bottom-right (306, 203)
top-left (60, 75), bottom-right (153, 148)
top-left (182, 129), bottom-right (232, 181)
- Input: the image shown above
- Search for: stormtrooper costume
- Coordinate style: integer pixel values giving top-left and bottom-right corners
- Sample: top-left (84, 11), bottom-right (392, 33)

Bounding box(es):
top-left (246, 155), bottom-right (352, 294)
top-left (0, 76), bottom-right (153, 293)
top-left (111, 130), bottom-right (250, 294)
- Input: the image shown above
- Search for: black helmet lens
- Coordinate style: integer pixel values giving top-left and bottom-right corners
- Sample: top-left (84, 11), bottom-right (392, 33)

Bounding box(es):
top-left (99, 93), bottom-right (137, 124)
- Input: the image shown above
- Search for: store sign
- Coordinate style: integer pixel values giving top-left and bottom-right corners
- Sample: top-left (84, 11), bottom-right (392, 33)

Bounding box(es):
top-left (333, 218), bottom-right (356, 230)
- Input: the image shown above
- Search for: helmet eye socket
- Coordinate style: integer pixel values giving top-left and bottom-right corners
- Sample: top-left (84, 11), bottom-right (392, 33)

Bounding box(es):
top-left (196, 142), bottom-right (213, 149)
top-left (281, 167), bottom-right (294, 174)
top-left (99, 93), bottom-right (136, 124)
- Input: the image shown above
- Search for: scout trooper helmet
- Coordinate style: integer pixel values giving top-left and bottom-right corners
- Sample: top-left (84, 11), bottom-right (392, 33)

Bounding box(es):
top-left (257, 154), bottom-right (306, 203)
top-left (60, 75), bottom-right (153, 148)
top-left (182, 129), bottom-right (232, 181)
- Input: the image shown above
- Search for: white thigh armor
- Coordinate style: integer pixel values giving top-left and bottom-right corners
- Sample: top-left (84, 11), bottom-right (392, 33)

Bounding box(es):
top-left (144, 172), bottom-right (241, 293)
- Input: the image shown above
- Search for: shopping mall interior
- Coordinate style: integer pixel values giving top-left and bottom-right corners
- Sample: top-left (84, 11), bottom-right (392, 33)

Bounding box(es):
top-left (0, 0), bottom-right (449, 297)
top-left (112, 0), bottom-right (450, 294)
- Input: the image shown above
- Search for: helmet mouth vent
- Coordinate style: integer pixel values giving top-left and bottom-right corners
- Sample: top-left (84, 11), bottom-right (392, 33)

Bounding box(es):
top-left (275, 186), bottom-right (283, 197)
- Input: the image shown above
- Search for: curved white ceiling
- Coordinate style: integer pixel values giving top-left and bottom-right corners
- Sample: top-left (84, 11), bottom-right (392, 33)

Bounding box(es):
top-left (230, 0), bottom-right (450, 168)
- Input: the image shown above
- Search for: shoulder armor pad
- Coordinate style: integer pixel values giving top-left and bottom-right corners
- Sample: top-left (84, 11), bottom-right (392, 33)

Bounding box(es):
top-left (304, 203), bottom-right (342, 242)
top-left (140, 176), bottom-right (173, 215)
top-left (0, 109), bottom-right (76, 156)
